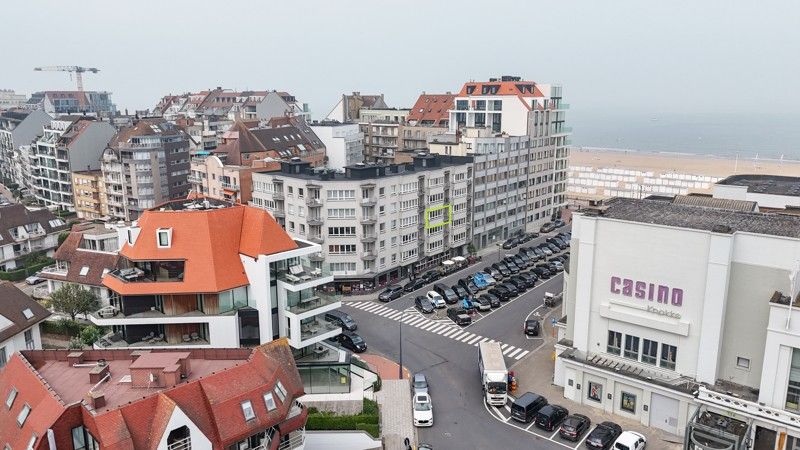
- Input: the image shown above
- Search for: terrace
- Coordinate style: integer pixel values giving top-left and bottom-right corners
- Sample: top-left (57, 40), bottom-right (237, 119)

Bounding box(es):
top-left (108, 260), bottom-right (185, 283)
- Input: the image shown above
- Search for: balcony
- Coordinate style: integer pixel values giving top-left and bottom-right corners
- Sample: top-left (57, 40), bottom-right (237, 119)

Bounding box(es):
top-left (307, 216), bottom-right (323, 226)
top-left (360, 197), bottom-right (377, 206)
top-left (308, 252), bottom-right (325, 263)
top-left (108, 261), bottom-right (185, 284)
top-left (307, 234), bottom-right (324, 244)
top-left (286, 290), bottom-right (341, 316)
top-left (360, 250), bottom-right (377, 260)
top-left (40, 264), bottom-right (68, 277)
top-left (166, 437), bottom-right (192, 450)
top-left (278, 261), bottom-right (331, 286)
top-left (221, 181), bottom-right (239, 191)
top-left (305, 197), bottom-right (323, 207)
top-left (273, 191), bottom-right (285, 200)
top-left (187, 174), bottom-right (203, 184)
top-left (298, 314), bottom-right (340, 342)
top-left (271, 208), bottom-right (286, 218)
top-left (94, 323), bottom-right (210, 348)
top-left (360, 233), bottom-right (377, 243)
top-left (359, 215), bottom-right (377, 225)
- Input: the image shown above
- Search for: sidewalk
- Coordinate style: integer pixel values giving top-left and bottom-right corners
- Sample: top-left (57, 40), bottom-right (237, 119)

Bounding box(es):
top-left (376, 379), bottom-right (415, 450)
top-left (359, 353), bottom-right (411, 380)
top-left (510, 308), bottom-right (682, 450)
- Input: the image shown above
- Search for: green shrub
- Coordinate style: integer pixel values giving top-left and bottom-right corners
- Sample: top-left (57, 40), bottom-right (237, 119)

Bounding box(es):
top-left (0, 258), bottom-right (54, 281)
top-left (305, 399), bottom-right (380, 438)
top-left (41, 318), bottom-right (82, 337)
top-left (356, 423), bottom-right (380, 438)
top-left (362, 398), bottom-right (379, 416)
top-left (80, 325), bottom-right (103, 346)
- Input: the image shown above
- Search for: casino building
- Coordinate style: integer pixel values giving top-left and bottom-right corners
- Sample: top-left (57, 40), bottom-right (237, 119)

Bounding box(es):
top-left (555, 177), bottom-right (800, 450)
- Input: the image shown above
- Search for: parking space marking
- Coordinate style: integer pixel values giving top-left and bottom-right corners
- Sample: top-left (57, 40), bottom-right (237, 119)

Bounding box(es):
top-left (549, 429), bottom-right (561, 440)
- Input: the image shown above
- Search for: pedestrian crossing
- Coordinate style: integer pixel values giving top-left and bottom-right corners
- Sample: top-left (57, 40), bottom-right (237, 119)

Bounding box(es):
top-left (345, 301), bottom-right (531, 361)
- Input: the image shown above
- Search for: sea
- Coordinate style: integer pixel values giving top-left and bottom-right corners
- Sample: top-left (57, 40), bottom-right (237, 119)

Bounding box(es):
top-left (568, 111), bottom-right (800, 162)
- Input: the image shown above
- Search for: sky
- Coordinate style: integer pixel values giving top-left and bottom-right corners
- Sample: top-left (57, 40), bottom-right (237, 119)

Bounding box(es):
top-left (3, 1), bottom-right (799, 120)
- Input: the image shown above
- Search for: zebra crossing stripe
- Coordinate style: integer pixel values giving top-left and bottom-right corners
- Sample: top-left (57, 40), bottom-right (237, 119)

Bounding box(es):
top-left (507, 348), bottom-right (522, 358)
top-left (460, 333), bottom-right (475, 343)
top-left (515, 350), bottom-right (530, 360)
top-left (466, 335), bottom-right (483, 345)
top-left (501, 344), bottom-right (509, 350)
top-left (361, 303), bottom-right (382, 312)
top-left (502, 346), bottom-right (516, 355)
top-left (442, 329), bottom-right (459, 338)
top-left (452, 332), bottom-right (468, 341)
top-left (420, 322), bottom-right (439, 331)
top-left (432, 324), bottom-right (450, 334)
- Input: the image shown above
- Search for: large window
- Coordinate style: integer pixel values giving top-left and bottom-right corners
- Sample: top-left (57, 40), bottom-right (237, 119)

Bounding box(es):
top-left (327, 208), bottom-right (355, 219)
top-left (624, 335), bottom-right (640, 360)
top-left (328, 244), bottom-right (356, 255)
top-left (328, 227), bottom-right (355, 237)
top-left (72, 426), bottom-right (99, 450)
top-left (642, 339), bottom-right (658, 365)
top-left (607, 331), bottom-right (621, 355)
top-left (787, 349), bottom-right (800, 411)
top-left (326, 189), bottom-right (355, 200)
top-left (241, 400), bottom-right (256, 421)
top-left (660, 344), bottom-right (677, 370)
top-left (219, 286), bottom-right (248, 313)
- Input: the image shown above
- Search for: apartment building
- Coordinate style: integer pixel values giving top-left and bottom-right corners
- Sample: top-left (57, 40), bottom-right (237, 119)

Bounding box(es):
top-left (70, 170), bottom-right (106, 219)
top-left (0, 282), bottom-right (49, 368)
top-left (0, 203), bottom-right (68, 271)
top-left (30, 116), bottom-right (115, 211)
top-left (93, 198), bottom-right (342, 354)
top-left (39, 222), bottom-right (121, 305)
top-left (189, 153), bottom-right (260, 204)
top-left (0, 339), bottom-right (308, 450)
top-left (100, 119), bottom-right (191, 220)
top-left (326, 91), bottom-right (388, 123)
top-left (309, 121), bottom-right (364, 169)
top-left (0, 89), bottom-right (27, 109)
top-left (557, 188), bottom-right (800, 450)
top-left (250, 153), bottom-right (472, 291)
top-left (154, 88), bottom-right (309, 123)
top-left (0, 109), bottom-right (51, 189)
top-left (26, 90), bottom-right (117, 116)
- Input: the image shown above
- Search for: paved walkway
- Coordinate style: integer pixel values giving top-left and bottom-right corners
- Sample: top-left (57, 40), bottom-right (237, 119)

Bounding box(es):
top-left (510, 306), bottom-right (682, 450)
top-left (376, 379), bottom-right (416, 450)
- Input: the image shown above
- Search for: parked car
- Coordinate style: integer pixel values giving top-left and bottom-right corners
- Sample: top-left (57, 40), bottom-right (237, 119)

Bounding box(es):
top-left (507, 277), bottom-right (527, 292)
top-left (488, 286), bottom-right (512, 301)
top-left (499, 282), bottom-right (520, 296)
top-left (554, 219), bottom-right (566, 228)
top-left (524, 319), bottom-right (540, 336)
top-left (512, 274), bottom-right (534, 289)
top-left (475, 295), bottom-right (492, 311)
top-left (502, 238), bottom-right (519, 249)
top-left (535, 404), bottom-right (569, 432)
top-left (532, 247), bottom-right (546, 258)
top-left (484, 266), bottom-right (504, 281)
top-left (378, 284), bottom-right (404, 302)
top-left (492, 263), bottom-right (511, 277)
top-left (532, 267), bottom-right (551, 279)
top-left (585, 422), bottom-right (623, 450)
top-left (481, 293), bottom-right (501, 308)
top-left (452, 284), bottom-right (470, 300)
top-left (503, 260), bottom-right (521, 274)
top-left (559, 414), bottom-right (591, 441)
top-left (612, 431), bottom-right (647, 450)
top-left (412, 373), bottom-right (429, 395)
top-left (415, 296), bottom-right (436, 313)
top-left (413, 392), bottom-right (434, 427)
top-left (540, 222), bottom-right (556, 233)
top-left (325, 310), bottom-right (357, 331)
top-left (337, 332), bottom-right (367, 353)
top-left (420, 270), bottom-right (441, 283)
top-left (426, 291), bottom-right (446, 308)
top-left (518, 272), bottom-right (538, 286)
top-left (25, 274), bottom-right (45, 285)
top-left (474, 271), bottom-right (496, 286)
top-left (546, 243), bottom-right (561, 253)
top-left (538, 245), bottom-right (553, 256)
top-left (460, 297), bottom-right (476, 312)
top-left (434, 283), bottom-right (459, 304)
top-left (511, 392), bottom-right (548, 423)
top-left (404, 278), bottom-right (427, 293)
top-left (511, 255), bottom-right (528, 269)
top-left (458, 278), bottom-right (479, 295)
top-left (516, 252), bottom-right (531, 267)
top-left (447, 307), bottom-right (472, 325)
top-left (551, 261), bottom-right (564, 272)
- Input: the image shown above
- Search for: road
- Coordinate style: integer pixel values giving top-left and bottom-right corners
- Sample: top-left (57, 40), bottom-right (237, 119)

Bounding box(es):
top-left (343, 231), bottom-right (571, 449)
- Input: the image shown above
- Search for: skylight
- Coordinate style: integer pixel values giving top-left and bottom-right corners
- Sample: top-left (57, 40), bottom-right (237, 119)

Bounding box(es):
top-left (275, 380), bottom-right (287, 403)
top-left (241, 400), bottom-right (255, 421)
top-left (6, 387), bottom-right (17, 409)
top-left (22, 309), bottom-right (34, 320)
top-left (17, 403), bottom-right (31, 426)
top-left (263, 392), bottom-right (276, 411)
top-left (78, 266), bottom-right (89, 276)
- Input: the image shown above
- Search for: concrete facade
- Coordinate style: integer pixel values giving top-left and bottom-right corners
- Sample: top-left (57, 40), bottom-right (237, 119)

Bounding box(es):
top-left (310, 122), bottom-right (364, 169)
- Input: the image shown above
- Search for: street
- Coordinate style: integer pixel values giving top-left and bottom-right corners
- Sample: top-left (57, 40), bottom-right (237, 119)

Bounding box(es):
top-left (342, 232), bottom-right (573, 449)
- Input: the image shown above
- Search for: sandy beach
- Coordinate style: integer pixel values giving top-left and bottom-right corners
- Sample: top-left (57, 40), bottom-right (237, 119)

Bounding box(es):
top-left (570, 147), bottom-right (800, 178)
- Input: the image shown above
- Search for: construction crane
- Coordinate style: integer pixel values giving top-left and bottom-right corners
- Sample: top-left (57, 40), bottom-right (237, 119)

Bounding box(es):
top-left (33, 66), bottom-right (100, 91)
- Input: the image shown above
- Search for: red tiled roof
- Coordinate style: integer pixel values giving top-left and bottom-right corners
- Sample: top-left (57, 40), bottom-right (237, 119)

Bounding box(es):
top-left (457, 80), bottom-right (544, 97)
top-left (42, 225), bottom-right (120, 287)
top-left (407, 94), bottom-right (455, 126)
top-left (104, 203), bottom-right (296, 295)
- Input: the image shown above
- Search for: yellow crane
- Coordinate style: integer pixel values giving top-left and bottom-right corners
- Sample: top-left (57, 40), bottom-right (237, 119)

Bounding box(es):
top-left (33, 66), bottom-right (100, 91)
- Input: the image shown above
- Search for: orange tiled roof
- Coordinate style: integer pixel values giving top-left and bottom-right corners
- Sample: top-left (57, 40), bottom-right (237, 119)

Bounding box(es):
top-left (457, 80), bottom-right (545, 98)
top-left (407, 94), bottom-right (455, 126)
top-left (103, 203), bottom-right (296, 295)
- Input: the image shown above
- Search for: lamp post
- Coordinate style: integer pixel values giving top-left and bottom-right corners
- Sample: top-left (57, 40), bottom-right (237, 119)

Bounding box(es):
top-left (399, 308), bottom-right (404, 379)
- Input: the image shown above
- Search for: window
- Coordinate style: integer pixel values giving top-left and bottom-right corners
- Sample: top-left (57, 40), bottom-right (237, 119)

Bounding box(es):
top-left (660, 344), bottom-right (677, 370)
top-left (6, 388), bottom-right (16, 409)
top-left (156, 228), bottom-right (171, 248)
top-left (22, 308), bottom-right (33, 320)
top-left (587, 382), bottom-right (602, 403)
top-left (72, 426), bottom-right (100, 450)
top-left (327, 208), bottom-right (355, 219)
top-left (737, 357), bottom-right (750, 369)
top-left (79, 266), bottom-right (90, 276)
top-left (328, 227), bottom-right (356, 237)
top-left (620, 392), bottom-right (636, 413)
top-left (642, 339), bottom-right (658, 365)
top-left (607, 331), bottom-right (621, 355)
top-left (264, 392), bottom-right (277, 411)
top-left (24, 329), bottom-right (33, 350)
top-left (327, 189), bottom-right (355, 200)
top-left (241, 400), bottom-right (256, 421)
top-left (275, 380), bottom-right (287, 402)
top-left (328, 244), bottom-right (356, 255)
top-left (0, 347), bottom-right (6, 368)
top-left (623, 335), bottom-right (640, 360)
top-left (329, 262), bottom-right (357, 273)
top-left (17, 403), bottom-right (31, 426)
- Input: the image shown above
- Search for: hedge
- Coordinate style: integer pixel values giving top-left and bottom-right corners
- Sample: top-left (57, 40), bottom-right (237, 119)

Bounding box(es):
top-left (0, 259), bottom-right (54, 281)
top-left (305, 399), bottom-right (381, 438)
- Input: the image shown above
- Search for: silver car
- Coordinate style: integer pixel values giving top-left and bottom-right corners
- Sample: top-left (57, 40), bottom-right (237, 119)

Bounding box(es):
top-left (413, 373), bottom-right (429, 395)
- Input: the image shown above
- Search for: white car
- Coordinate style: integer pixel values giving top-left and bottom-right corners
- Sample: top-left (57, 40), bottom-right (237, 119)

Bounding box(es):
top-left (426, 291), bottom-right (446, 308)
top-left (413, 392), bottom-right (433, 427)
top-left (613, 431), bottom-right (646, 450)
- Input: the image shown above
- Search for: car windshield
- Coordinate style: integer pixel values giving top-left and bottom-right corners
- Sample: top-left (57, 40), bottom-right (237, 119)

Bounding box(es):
top-left (415, 400), bottom-right (432, 411)
top-left (350, 336), bottom-right (364, 344)
top-left (487, 382), bottom-right (507, 394)
top-left (414, 379), bottom-right (427, 388)
top-left (614, 444), bottom-right (630, 450)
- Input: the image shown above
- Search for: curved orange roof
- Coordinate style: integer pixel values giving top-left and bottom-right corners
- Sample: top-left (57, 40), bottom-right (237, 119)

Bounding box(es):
top-left (104, 203), bottom-right (297, 295)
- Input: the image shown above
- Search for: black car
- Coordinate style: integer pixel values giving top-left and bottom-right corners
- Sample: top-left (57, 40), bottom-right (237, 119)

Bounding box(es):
top-left (447, 307), bottom-right (472, 326)
top-left (483, 266), bottom-right (503, 281)
top-left (337, 332), bottom-right (367, 353)
top-left (532, 267), bottom-right (551, 279)
top-left (524, 319), bottom-right (540, 336)
top-left (518, 272), bottom-right (538, 286)
top-left (378, 284), bottom-right (404, 302)
top-left (512, 274), bottom-right (534, 289)
top-left (511, 255), bottom-right (528, 269)
top-left (403, 278), bottom-right (427, 293)
top-left (499, 282), bottom-right (520, 296)
top-left (420, 270), bottom-right (441, 283)
top-left (585, 422), bottom-right (623, 450)
top-left (452, 284), bottom-right (470, 300)
top-left (502, 238), bottom-right (519, 249)
top-left (458, 278), bottom-right (479, 295)
top-left (559, 414), bottom-right (591, 441)
top-left (503, 259), bottom-right (521, 274)
top-left (434, 283), bottom-right (459, 304)
top-left (540, 222), bottom-right (556, 233)
top-left (508, 277), bottom-right (528, 292)
top-left (554, 219), bottom-right (566, 228)
top-left (415, 296), bottom-right (435, 314)
top-left (492, 263), bottom-right (511, 277)
top-left (516, 252), bottom-right (532, 266)
top-left (549, 237), bottom-right (568, 250)
top-left (481, 293), bottom-right (501, 308)
top-left (489, 286), bottom-right (512, 301)
top-left (546, 243), bottom-right (561, 253)
top-left (535, 404), bottom-right (569, 431)
top-left (532, 247), bottom-right (545, 258)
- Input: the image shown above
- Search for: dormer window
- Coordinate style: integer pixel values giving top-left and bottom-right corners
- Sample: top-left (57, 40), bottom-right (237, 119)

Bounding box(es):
top-left (17, 403), bottom-right (31, 427)
top-left (157, 228), bottom-right (172, 248)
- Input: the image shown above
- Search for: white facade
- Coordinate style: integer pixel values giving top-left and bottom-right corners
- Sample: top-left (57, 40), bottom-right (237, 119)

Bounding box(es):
top-left (557, 197), bottom-right (800, 448)
top-left (0, 324), bottom-right (43, 366)
top-left (310, 123), bottom-right (364, 170)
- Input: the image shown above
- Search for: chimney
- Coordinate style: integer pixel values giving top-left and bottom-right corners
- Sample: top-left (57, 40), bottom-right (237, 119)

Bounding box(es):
top-left (67, 351), bottom-right (85, 366)
top-left (87, 391), bottom-right (106, 410)
top-left (130, 350), bottom-right (150, 362)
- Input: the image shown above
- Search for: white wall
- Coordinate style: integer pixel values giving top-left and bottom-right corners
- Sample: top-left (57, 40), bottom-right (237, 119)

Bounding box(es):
top-left (156, 404), bottom-right (213, 450)
top-left (0, 324), bottom-right (43, 360)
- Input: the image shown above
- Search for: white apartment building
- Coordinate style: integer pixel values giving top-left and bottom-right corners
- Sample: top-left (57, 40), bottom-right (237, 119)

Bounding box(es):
top-left (0, 282), bottom-right (50, 368)
top-left (250, 154), bottom-right (472, 291)
top-left (0, 203), bottom-right (68, 272)
top-left (0, 109), bottom-right (52, 190)
top-left (31, 116), bottom-right (115, 211)
top-left (309, 121), bottom-right (364, 169)
top-left (556, 186), bottom-right (800, 450)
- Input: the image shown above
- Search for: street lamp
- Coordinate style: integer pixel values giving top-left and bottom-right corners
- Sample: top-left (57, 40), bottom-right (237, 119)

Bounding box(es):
top-left (398, 308), bottom-right (404, 379)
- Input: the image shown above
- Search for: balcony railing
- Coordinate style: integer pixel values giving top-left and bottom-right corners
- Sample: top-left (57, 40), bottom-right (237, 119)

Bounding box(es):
top-left (187, 174), bottom-right (203, 184)
top-left (306, 197), bottom-right (322, 207)
top-left (307, 234), bottom-right (323, 244)
top-left (166, 437), bottom-right (192, 450)
top-left (307, 216), bottom-right (323, 226)
top-left (360, 197), bottom-right (377, 206)
top-left (286, 291), bottom-right (341, 315)
top-left (221, 181), bottom-right (239, 191)
top-left (279, 263), bottom-right (331, 285)
top-left (360, 250), bottom-right (377, 260)
top-left (40, 264), bottom-right (68, 276)
top-left (300, 315), bottom-right (340, 341)
top-left (360, 215), bottom-right (377, 224)
top-left (277, 429), bottom-right (305, 450)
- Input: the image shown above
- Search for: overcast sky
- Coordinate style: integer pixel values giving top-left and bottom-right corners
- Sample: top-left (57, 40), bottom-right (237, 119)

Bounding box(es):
top-left (4, 0), bottom-right (798, 117)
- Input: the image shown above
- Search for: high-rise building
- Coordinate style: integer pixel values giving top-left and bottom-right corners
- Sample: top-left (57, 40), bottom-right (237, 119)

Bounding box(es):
top-left (309, 121), bottom-right (364, 169)
top-left (0, 109), bottom-right (52, 189)
top-left (30, 116), bottom-right (115, 211)
top-left (100, 119), bottom-right (191, 220)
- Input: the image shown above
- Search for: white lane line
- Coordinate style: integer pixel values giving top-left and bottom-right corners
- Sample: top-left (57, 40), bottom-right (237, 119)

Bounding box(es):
top-left (515, 350), bottom-right (530, 360)
top-left (450, 331), bottom-right (467, 340)
top-left (507, 348), bottom-right (522, 358)
top-left (576, 430), bottom-right (591, 448)
top-left (406, 317), bottom-right (426, 326)
top-left (549, 429), bottom-right (561, 440)
top-left (429, 324), bottom-right (447, 334)
top-left (418, 321), bottom-right (437, 331)
top-left (360, 303), bottom-right (383, 312)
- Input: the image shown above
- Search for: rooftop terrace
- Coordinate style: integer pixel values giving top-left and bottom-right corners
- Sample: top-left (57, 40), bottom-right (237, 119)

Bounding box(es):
top-left (717, 174), bottom-right (800, 197)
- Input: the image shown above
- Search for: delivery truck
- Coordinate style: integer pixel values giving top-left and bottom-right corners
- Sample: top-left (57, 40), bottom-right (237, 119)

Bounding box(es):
top-left (479, 341), bottom-right (508, 406)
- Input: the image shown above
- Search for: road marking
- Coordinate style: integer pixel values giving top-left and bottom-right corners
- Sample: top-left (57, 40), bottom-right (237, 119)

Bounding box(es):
top-left (549, 429), bottom-right (561, 440)
top-left (501, 344), bottom-right (509, 350)
top-left (467, 335), bottom-right (483, 345)
top-left (576, 431), bottom-right (590, 448)
top-left (502, 346), bottom-right (517, 356)
top-left (515, 350), bottom-right (530, 360)
top-left (460, 333), bottom-right (475, 342)
top-left (507, 348), bottom-right (522, 358)
top-left (441, 328), bottom-right (459, 338)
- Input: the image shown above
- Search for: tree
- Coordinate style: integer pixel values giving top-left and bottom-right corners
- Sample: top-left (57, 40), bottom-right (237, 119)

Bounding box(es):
top-left (49, 284), bottom-right (99, 321)
top-left (79, 325), bottom-right (103, 347)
